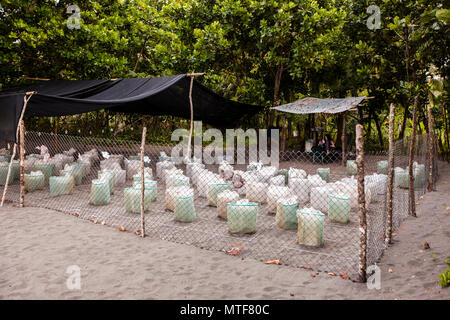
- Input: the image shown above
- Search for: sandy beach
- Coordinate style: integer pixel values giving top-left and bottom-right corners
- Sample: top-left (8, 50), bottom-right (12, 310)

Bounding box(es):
top-left (0, 163), bottom-right (449, 300)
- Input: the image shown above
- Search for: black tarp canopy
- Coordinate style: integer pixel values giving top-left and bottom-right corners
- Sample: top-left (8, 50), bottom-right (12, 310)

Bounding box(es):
top-left (0, 75), bottom-right (263, 142)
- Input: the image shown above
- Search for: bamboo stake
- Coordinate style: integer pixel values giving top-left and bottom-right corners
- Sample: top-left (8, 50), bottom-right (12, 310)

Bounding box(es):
top-left (426, 105), bottom-right (434, 191)
top-left (356, 123), bottom-right (367, 282)
top-left (385, 103), bottom-right (396, 245)
top-left (1, 92), bottom-right (35, 207)
top-left (140, 123), bottom-right (147, 238)
top-left (187, 76), bottom-right (195, 159)
top-left (55, 118), bottom-right (59, 154)
top-left (341, 112), bottom-right (346, 166)
top-left (19, 120), bottom-right (25, 207)
top-left (408, 96), bottom-right (419, 217)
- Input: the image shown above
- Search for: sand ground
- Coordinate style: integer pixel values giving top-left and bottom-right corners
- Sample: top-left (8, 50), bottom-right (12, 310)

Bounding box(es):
top-left (0, 164), bottom-right (449, 300)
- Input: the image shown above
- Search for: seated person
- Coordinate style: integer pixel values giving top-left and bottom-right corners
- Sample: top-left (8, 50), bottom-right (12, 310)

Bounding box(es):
top-left (318, 134), bottom-right (335, 155)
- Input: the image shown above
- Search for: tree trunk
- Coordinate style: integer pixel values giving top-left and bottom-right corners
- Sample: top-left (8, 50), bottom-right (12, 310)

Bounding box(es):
top-left (356, 124), bottom-right (367, 282)
top-left (385, 103), bottom-right (396, 245)
top-left (280, 115), bottom-right (287, 153)
top-left (19, 120), bottom-right (25, 208)
top-left (367, 107), bottom-right (373, 139)
top-left (140, 124), bottom-right (147, 238)
top-left (399, 106), bottom-right (408, 140)
top-left (373, 112), bottom-right (384, 148)
top-left (426, 105), bottom-right (434, 191)
top-left (408, 96), bottom-right (419, 217)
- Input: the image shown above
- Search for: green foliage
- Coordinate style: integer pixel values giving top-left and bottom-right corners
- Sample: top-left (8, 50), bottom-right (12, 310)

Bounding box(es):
top-left (438, 259), bottom-right (450, 288)
top-left (0, 0), bottom-right (448, 152)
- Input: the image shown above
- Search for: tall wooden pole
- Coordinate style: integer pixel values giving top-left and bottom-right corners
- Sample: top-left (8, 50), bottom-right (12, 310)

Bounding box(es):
top-left (187, 76), bottom-right (195, 159)
top-left (140, 122), bottom-right (147, 238)
top-left (341, 112), bottom-right (347, 166)
top-left (408, 96), bottom-right (419, 217)
top-left (19, 120), bottom-right (25, 207)
top-left (186, 73), bottom-right (205, 160)
top-left (385, 103), bottom-right (395, 245)
top-left (356, 123), bottom-right (367, 282)
top-left (426, 105), bottom-right (434, 191)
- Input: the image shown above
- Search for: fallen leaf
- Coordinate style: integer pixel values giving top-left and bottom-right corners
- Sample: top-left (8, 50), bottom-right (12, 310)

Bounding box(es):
top-left (73, 212), bottom-right (79, 217)
top-left (290, 292), bottom-right (294, 297)
top-left (93, 219), bottom-right (98, 224)
top-left (419, 196), bottom-right (424, 200)
top-left (311, 273), bottom-right (316, 278)
top-left (265, 259), bottom-right (281, 265)
top-left (388, 268), bottom-right (393, 273)
top-left (392, 233), bottom-right (397, 237)
top-left (424, 241), bottom-right (430, 249)
top-left (299, 266), bottom-right (313, 270)
top-left (446, 206), bottom-right (450, 211)
top-left (119, 226), bottom-right (126, 231)
top-left (226, 242), bottom-right (243, 256)
top-left (327, 272), bottom-right (336, 276)
top-left (340, 271), bottom-right (348, 280)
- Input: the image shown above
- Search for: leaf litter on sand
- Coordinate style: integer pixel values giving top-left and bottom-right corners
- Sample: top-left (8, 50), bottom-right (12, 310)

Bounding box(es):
top-left (225, 242), bottom-right (243, 256)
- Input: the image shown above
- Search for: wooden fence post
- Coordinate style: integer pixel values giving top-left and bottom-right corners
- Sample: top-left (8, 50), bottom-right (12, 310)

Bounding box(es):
top-left (385, 103), bottom-right (395, 245)
top-left (356, 123), bottom-right (367, 282)
top-left (341, 113), bottom-right (346, 166)
top-left (426, 105), bottom-right (434, 191)
top-left (140, 124), bottom-right (147, 238)
top-left (408, 96), bottom-right (419, 217)
top-left (19, 120), bottom-right (25, 208)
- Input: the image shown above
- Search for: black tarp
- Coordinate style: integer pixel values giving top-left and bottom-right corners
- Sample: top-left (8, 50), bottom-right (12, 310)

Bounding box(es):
top-left (0, 75), bottom-right (264, 142)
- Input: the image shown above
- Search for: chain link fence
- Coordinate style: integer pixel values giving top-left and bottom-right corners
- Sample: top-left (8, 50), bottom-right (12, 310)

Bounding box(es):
top-left (0, 131), bottom-right (439, 281)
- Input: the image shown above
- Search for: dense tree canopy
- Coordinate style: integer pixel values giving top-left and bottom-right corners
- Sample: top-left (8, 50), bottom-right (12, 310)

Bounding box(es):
top-left (0, 0), bottom-right (448, 154)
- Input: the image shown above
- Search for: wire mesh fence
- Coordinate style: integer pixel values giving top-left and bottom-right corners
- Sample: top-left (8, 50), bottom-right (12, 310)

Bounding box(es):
top-left (0, 131), bottom-right (439, 281)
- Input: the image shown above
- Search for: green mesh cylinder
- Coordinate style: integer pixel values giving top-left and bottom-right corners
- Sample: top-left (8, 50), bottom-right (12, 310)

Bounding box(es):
top-left (317, 168), bottom-right (330, 183)
top-left (49, 175), bottom-right (74, 197)
top-left (227, 201), bottom-right (258, 234)
top-left (32, 163), bottom-right (55, 185)
top-left (328, 194), bottom-right (351, 224)
top-left (24, 172), bottom-right (45, 192)
top-left (0, 162), bottom-right (15, 186)
top-left (174, 195), bottom-right (196, 222)
top-left (296, 208), bottom-right (325, 247)
top-left (89, 179), bottom-right (110, 205)
top-left (98, 170), bottom-right (115, 194)
top-left (377, 160), bottom-right (389, 175)
top-left (207, 182), bottom-right (232, 207)
top-left (133, 179), bottom-right (157, 202)
top-left (133, 174), bottom-right (152, 184)
top-left (414, 165), bottom-right (426, 189)
top-left (276, 200), bottom-right (298, 230)
top-left (11, 161), bottom-right (20, 180)
top-left (395, 169), bottom-right (409, 189)
top-left (346, 160), bottom-right (357, 176)
top-left (0, 156), bottom-right (11, 162)
top-left (124, 187), bottom-right (152, 213)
